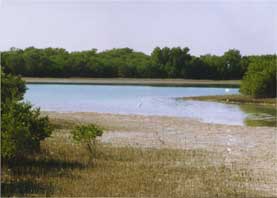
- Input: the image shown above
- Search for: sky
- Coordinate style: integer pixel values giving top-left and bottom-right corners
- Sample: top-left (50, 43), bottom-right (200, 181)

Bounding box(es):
top-left (0, 0), bottom-right (276, 56)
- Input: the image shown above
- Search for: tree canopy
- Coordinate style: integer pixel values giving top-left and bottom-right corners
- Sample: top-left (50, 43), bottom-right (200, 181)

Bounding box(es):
top-left (2, 46), bottom-right (275, 80)
top-left (240, 56), bottom-right (276, 98)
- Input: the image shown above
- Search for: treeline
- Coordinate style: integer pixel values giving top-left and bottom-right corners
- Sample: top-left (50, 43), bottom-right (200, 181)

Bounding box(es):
top-left (1, 46), bottom-right (276, 79)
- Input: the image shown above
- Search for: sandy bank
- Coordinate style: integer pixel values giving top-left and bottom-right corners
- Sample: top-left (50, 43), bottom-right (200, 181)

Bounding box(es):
top-left (24, 77), bottom-right (240, 87)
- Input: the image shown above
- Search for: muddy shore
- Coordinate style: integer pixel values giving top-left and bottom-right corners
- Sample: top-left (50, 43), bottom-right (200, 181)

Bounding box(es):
top-left (45, 111), bottom-right (277, 195)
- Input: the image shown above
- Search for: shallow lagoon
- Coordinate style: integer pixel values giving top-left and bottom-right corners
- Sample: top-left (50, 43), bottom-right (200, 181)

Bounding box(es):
top-left (25, 84), bottom-right (276, 126)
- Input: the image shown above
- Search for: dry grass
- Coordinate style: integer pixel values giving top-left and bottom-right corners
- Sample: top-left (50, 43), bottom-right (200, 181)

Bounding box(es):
top-left (183, 94), bottom-right (276, 106)
top-left (1, 119), bottom-right (272, 197)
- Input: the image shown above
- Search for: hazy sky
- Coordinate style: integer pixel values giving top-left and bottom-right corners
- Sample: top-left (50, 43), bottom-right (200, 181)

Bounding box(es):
top-left (0, 0), bottom-right (276, 55)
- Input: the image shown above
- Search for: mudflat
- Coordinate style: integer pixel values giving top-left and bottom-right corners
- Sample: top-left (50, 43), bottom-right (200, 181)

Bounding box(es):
top-left (46, 111), bottom-right (277, 196)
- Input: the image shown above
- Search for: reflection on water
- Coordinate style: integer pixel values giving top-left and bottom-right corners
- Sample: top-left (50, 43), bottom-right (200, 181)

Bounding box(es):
top-left (239, 104), bottom-right (276, 127)
top-left (24, 84), bottom-right (276, 127)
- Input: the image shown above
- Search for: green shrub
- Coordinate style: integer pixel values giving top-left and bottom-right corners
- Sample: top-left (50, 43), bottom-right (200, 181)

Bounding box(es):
top-left (71, 124), bottom-right (103, 160)
top-left (240, 59), bottom-right (276, 98)
top-left (1, 70), bottom-right (52, 160)
top-left (1, 70), bottom-right (26, 103)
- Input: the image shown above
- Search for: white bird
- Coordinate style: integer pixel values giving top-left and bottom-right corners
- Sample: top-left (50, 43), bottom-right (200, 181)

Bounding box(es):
top-left (137, 99), bottom-right (143, 108)
top-left (225, 88), bottom-right (230, 93)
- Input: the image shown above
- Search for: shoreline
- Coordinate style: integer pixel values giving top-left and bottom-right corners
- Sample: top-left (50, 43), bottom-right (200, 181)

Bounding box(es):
top-left (45, 110), bottom-right (277, 130)
top-left (181, 94), bottom-right (276, 106)
top-left (43, 110), bottom-right (245, 128)
top-left (23, 77), bottom-right (240, 87)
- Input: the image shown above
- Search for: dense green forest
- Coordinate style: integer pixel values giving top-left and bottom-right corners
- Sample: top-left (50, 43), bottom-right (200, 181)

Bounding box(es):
top-left (1, 47), bottom-right (275, 79)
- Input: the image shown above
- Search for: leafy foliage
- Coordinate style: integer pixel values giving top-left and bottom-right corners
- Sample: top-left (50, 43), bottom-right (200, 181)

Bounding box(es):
top-left (240, 58), bottom-right (276, 98)
top-left (71, 124), bottom-right (103, 159)
top-left (1, 71), bottom-right (52, 160)
top-left (1, 70), bottom-right (26, 103)
top-left (2, 47), bottom-right (274, 80)
top-left (71, 124), bottom-right (103, 143)
top-left (1, 102), bottom-right (52, 159)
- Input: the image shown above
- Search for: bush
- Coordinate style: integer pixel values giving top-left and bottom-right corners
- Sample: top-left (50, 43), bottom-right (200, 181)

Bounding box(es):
top-left (240, 59), bottom-right (276, 98)
top-left (1, 71), bottom-right (52, 160)
top-left (1, 70), bottom-right (26, 103)
top-left (71, 124), bottom-right (103, 160)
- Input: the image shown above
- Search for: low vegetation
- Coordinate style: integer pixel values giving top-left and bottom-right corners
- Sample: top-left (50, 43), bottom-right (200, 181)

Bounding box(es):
top-left (183, 94), bottom-right (276, 106)
top-left (1, 119), bottom-right (270, 197)
top-left (240, 104), bottom-right (276, 127)
top-left (71, 124), bottom-right (103, 161)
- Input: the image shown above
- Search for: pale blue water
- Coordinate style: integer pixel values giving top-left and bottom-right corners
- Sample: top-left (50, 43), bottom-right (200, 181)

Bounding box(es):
top-left (25, 84), bottom-right (250, 125)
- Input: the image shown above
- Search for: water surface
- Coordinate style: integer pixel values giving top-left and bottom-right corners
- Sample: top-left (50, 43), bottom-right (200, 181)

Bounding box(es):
top-left (24, 84), bottom-right (276, 126)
